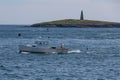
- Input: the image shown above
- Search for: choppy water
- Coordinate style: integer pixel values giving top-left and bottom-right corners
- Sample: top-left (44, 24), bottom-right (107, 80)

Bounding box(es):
top-left (0, 25), bottom-right (120, 80)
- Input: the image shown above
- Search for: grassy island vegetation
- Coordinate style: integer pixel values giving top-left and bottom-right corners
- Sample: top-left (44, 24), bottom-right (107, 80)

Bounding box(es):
top-left (31, 19), bottom-right (120, 28)
top-left (36, 19), bottom-right (119, 24)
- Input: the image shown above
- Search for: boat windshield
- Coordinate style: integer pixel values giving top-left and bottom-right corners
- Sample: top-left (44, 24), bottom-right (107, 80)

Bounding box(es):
top-left (35, 41), bottom-right (48, 45)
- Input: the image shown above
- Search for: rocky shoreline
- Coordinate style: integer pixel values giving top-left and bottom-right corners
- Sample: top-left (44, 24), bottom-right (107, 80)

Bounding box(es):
top-left (31, 24), bottom-right (120, 28)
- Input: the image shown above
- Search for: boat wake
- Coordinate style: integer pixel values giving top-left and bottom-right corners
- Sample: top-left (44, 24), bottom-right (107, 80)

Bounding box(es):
top-left (68, 50), bottom-right (81, 53)
top-left (21, 52), bottom-right (30, 54)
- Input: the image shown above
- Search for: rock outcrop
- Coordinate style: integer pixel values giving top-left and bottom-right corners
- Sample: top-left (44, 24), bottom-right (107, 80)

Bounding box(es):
top-left (31, 24), bottom-right (120, 28)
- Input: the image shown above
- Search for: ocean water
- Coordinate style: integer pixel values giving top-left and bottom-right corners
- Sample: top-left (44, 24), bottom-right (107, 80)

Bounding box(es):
top-left (0, 25), bottom-right (120, 80)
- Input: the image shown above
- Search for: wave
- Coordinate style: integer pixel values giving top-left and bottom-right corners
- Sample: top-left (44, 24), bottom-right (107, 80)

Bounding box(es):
top-left (68, 49), bottom-right (81, 53)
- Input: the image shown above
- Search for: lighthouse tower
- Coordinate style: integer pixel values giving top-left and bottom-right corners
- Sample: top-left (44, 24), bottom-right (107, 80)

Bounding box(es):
top-left (80, 10), bottom-right (84, 20)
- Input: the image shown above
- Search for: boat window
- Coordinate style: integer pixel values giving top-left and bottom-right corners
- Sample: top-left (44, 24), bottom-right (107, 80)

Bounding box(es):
top-left (39, 42), bottom-right (42, 45)
top-left (51, 47), bottom-right (56, 49)
top-left (32, 45), bottom-right (36, 47)
top-left (35, 41), bottom-right (48, 45)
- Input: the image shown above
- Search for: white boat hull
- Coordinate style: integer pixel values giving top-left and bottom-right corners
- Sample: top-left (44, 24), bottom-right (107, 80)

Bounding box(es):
top-left (19, 45), bottom-right (68, 54)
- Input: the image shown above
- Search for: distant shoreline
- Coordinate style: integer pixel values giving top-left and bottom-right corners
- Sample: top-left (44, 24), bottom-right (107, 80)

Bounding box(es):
top-left (30, 19), bottom-right (120, 28)
top-left (30, 24), bottom-right (120, 28)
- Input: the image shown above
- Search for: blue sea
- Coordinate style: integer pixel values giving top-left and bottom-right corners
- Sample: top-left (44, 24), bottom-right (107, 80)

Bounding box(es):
top-left (0, 25), bottom-right (120, 80)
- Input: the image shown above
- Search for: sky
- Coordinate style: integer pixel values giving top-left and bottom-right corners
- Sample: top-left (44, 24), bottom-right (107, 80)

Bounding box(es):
top-left (0, 0), bottom-right (120, 24)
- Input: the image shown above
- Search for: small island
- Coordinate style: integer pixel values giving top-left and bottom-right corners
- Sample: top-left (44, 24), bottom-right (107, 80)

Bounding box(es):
top-left (31, 11), bottom-right (120, 28)
top-left (31, 19), bottom-right (120, 28)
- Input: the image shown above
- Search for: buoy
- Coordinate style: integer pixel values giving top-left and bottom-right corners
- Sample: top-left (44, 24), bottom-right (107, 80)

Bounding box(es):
top-left (18, 33), bottom-right (21, 37)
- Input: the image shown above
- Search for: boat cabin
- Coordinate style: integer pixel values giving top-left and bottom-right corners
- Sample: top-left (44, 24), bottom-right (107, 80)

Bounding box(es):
top-left (35, 41), bottom-right (48, 46)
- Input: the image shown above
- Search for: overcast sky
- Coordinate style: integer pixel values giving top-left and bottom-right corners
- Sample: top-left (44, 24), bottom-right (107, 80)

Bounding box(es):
top-left (0, 0), bottom-right (120, 24)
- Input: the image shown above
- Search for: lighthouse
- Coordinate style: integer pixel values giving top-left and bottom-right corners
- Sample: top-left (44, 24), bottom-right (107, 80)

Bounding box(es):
top-left (80, 10), bottom-right (84, 20)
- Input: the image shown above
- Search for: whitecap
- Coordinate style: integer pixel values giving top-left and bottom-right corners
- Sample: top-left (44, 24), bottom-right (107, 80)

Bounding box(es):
top-left (68, 50), bottom-right (81, 53)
